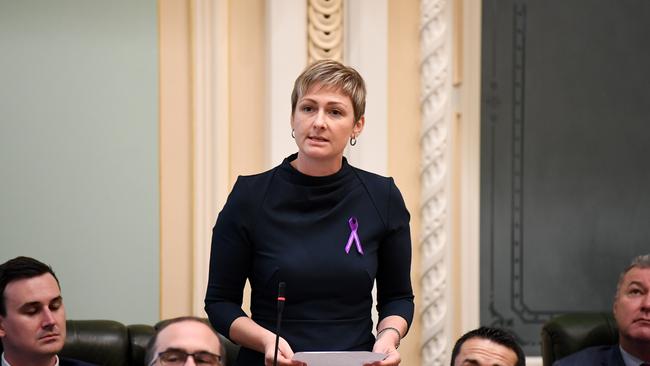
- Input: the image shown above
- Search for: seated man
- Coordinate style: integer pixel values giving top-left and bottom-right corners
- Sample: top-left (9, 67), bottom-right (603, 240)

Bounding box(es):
top-left (451, 326), bottom-right (525, 366)
top-left (554, 254), bottom-right (650, 366)
top-left (146, 316), bottom-right (224, 366)
top-left (0, 256), bottom-right (94, 366)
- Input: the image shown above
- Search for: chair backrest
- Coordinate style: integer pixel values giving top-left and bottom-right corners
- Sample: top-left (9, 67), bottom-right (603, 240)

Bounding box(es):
top-left (129, 324), bottom-right (157, 365)
top-left (540, 312), bottom-right (619, 366)
top-left (219, 333), bottom-right (240, 366)
top-left (62, 320), bottom-right (154, 366)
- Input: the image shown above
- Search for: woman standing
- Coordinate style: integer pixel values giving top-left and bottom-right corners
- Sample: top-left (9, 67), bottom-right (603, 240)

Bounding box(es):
top-left (205, 60), bottom-right (414, 366)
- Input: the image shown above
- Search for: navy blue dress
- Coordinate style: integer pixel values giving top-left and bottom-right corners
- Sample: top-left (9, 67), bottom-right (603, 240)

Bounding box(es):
top-left (205, 154), bottom-right (414, 365)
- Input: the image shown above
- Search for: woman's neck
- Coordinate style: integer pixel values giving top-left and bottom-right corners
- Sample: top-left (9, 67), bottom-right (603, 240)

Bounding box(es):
top-left (290, 154), bottom-right (342, 177)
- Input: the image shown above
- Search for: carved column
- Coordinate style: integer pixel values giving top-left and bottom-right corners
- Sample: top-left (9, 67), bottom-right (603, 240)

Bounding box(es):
top-left (420, 0), bottom-right (452, 364)
top-left (307, 0), bottom-right (344, 62)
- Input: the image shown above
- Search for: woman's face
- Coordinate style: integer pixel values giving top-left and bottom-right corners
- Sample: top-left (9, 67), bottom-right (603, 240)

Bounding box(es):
top-left (291, 84), bottom-right (364, 165)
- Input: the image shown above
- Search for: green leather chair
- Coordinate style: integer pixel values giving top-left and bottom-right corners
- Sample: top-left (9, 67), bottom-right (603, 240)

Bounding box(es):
top-left (540, 312), bottom-right (619, 366)
top-left (62, 320), bottom-right (153, 365)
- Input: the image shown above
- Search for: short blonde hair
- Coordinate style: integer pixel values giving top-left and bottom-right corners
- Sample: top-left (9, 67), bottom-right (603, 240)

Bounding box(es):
top-left (291, 60), bottom-right (367, 123)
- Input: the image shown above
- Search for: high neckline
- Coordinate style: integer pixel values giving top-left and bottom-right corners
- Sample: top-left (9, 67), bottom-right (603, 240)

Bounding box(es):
top-left (279, 153), bottom-right (352, 186)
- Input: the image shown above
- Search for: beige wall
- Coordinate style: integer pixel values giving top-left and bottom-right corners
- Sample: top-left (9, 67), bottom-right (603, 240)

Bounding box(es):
top-left (159, 0), bottom-right (267, 318)
top-left (451, 0), bottom-right (483, 339)
top-left (229, 0), bottom-right (266, 180)
top-left (228, 0), bottom-right (266, 315)
top-left (159, 0), bottom-right (193, 318)
top-left (388, 0), bottom-right (422, 364)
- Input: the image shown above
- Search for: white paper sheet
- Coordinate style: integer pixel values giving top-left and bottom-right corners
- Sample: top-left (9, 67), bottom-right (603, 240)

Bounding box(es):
top-left (293, 351), bottom-right (387, 366)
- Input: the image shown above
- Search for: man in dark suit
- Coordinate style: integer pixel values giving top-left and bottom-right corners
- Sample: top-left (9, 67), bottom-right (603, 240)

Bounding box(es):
top-left (0, 256), bottom-right (95, 366)
top-left (554, 254), bottom-right (650, 366)
top-left (450, 326), bottom-right (526, 366)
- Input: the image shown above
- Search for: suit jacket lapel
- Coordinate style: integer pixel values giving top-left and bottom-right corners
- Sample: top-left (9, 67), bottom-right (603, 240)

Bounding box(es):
top-left (609, 346), bottom-right (626, 366)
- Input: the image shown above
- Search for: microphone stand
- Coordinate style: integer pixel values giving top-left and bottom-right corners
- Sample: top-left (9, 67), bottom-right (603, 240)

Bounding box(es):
top-left (273, 282), bottom-right (286, 366)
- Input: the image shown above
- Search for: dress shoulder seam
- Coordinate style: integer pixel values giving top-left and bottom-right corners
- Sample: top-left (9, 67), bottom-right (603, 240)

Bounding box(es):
top-left (349, 167), bottom-right (391, 230)
top-left (236, 166), bottom-right (279, 239)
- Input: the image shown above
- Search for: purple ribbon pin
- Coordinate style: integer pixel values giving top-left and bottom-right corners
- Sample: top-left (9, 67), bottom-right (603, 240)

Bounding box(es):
top-left (345, 217), bottom-right (363, 255)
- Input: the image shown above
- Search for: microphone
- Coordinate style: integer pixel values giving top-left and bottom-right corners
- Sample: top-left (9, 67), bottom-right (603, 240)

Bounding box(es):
top-left (273, 282), bottom-right (286, 366)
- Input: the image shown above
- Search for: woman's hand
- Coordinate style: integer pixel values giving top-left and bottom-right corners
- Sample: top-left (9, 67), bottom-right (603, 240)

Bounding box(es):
top-left (263, 336), bottom-right (306, 366)
top-left (230, 317), bottom-right (305, 366)
top-left (364, 330), bottom-right (401, 366)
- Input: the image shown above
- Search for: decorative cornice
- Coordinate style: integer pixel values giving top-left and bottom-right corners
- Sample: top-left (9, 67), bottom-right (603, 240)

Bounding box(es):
top-left (307, 0), bottom-right (344, 62)
top-left (420, 0), bottom-right (451, 364)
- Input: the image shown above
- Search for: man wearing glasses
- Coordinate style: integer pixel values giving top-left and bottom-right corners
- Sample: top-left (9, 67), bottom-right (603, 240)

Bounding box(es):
top-left (145, 316), bottom-right (224, 366)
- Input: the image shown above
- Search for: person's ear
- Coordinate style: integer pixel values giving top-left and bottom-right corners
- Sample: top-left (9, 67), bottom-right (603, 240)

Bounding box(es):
top-left (0, 315), bottom-right (6, 338)
top-left (353, 116), bottom-right (365, 135)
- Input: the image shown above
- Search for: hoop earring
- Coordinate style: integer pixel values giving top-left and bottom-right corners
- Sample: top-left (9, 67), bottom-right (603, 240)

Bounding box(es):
top-left (291, 129), bottom-right (295, 138)
top-left (350, 136), bottom-right (357, 146)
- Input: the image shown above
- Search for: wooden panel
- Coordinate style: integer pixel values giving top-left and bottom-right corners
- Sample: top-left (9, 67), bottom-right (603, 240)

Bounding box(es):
top-left (480, 0), bottom-right (650, 355)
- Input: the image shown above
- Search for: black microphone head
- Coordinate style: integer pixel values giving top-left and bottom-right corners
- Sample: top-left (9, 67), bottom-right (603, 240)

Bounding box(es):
top-left (278, 281), bottom-right (286, 298)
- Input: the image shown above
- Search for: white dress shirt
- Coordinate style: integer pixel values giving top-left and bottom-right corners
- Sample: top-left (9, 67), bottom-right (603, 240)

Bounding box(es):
top-left (620, 345), bottom-right (649, 366)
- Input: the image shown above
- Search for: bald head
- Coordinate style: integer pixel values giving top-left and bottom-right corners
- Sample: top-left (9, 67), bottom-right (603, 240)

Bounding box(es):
top-left (146, 317), bottom-right (222, 365)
